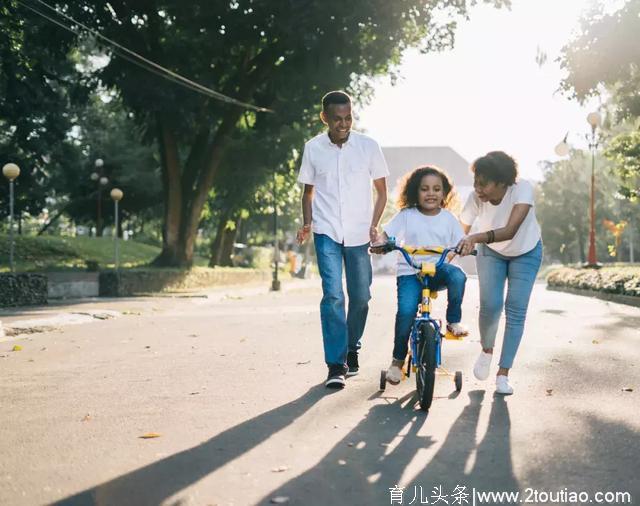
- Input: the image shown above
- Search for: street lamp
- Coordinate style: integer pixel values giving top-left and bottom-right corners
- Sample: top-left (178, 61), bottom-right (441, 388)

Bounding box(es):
top-left (271, 169), bottom-right (281, 291)
top-left (2, 163), bottom-right (20, 273)
top-left (110, 188), bottom-right (123, 272)
top-left (91, 158), bottom-right (108, 237)
top-left (555, 111), bottom-right (602, 267)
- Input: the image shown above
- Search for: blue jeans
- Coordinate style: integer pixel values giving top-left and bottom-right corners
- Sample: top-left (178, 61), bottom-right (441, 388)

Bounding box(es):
top-left (314, 234), bottom-right (372, 366)
top-left (393, 263), bottom-right (467, 361)
top-left (476, 240), bottom-right (542, 369)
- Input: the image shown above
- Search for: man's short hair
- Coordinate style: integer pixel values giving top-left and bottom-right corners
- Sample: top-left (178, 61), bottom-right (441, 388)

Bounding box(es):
top-left (322, 91), bottom-right (351, 111)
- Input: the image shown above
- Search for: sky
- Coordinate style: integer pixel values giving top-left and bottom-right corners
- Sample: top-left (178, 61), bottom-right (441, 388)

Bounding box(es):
top-left (357, 0), bottom-right (619, 181)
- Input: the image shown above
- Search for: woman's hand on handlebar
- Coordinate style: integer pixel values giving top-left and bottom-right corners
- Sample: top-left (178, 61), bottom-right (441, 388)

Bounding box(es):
top-left (456, 235), bottom-right (477, 256)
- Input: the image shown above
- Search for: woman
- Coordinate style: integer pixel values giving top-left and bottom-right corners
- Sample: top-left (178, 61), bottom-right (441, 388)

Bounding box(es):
top-left (457, 151), bottom-right (542, 395)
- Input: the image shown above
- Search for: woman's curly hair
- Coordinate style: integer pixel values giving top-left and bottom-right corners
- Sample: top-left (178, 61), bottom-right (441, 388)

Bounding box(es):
top-left (397, 165), bottom-right (457, 210)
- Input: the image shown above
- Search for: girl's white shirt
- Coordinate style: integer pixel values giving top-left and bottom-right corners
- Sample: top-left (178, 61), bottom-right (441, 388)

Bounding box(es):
top-left (460, 180), bottom-right (541, 257)
top-left (383, 208), bottom-right (464, 277)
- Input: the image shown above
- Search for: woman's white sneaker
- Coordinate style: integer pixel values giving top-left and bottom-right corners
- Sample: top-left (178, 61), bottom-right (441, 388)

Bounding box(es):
top-left (495, 375), bottom-right (514, 395)
top-left (473, 351), bottom-right (493, 380)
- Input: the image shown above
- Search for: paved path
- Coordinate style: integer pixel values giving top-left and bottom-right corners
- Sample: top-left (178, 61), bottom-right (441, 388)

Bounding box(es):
top-left (1, 277), bottom-right (638, 506)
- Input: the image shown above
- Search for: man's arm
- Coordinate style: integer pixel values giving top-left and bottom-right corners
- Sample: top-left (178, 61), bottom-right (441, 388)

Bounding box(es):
top-left (370, 177), bottom-right (387, 243)
top-left (296, 184), bottom-right (315, 244)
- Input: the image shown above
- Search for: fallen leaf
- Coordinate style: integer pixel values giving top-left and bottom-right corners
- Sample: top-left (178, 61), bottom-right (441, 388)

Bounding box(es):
top-left (297, 360), bottom-right (311, 365)
top-left (546, 389), bottom-right (553, 396)
top-left (189, 392), bottom-right (200, 395)
top-left (81, 414), bottom-right (91, 422)
top-left (12, 345), bottom-right (22, 352)
top-left (139, 433), bottom-right (161, 439)
top-left (347, 442), bottom-right (355, 447)
top-left (551, 358), bottom-right (561, 363)
top-left (622, 387), bottom-right (634, 392)
top-left (270, 497), bottom-right (289, 504)
top-left (592, 339), bottom-right (600, 344)
top-left (271, 466), bottom-right (289, 473)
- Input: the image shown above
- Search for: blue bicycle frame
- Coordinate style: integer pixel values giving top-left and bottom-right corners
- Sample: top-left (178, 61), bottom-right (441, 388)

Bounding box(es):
top-left (385, 239), bottom-right (458, 370)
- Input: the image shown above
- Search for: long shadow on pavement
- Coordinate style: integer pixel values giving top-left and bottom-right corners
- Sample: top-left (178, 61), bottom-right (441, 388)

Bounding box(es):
top-left (53, 385), bottom-right (328, 506)
top-left (257, 390), bottom-right (497, 505)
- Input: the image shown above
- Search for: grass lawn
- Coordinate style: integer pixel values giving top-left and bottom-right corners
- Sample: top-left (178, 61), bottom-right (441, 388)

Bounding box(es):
top-left (0, 234), bottom-right (161, 272)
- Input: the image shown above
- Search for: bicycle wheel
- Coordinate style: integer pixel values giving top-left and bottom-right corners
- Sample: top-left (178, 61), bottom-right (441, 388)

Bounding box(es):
top-left (416, 321), bottom-right (438, 411)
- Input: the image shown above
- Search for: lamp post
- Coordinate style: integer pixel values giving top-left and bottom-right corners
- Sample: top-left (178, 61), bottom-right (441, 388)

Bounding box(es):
top-left (554, 111), bottom-right (602, 267)
top-left (110, 188), bottom-right (123, 272)
top-left (586, 111), bottom-right (601, 267)
top-left (2, 163), bottom-right (20, 273)
top-left (271, 169), bottom-right (281, 291)
top-left (91, 158), bottom-right (108, 237)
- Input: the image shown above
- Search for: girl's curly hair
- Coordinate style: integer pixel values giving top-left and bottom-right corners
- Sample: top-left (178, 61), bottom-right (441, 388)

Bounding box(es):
top-left (397, 165), bottom-right (457, 210)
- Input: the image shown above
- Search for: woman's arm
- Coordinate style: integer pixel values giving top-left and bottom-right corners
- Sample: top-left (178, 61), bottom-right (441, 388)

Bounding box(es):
top-left (457, 204), bottom-right (531, 255)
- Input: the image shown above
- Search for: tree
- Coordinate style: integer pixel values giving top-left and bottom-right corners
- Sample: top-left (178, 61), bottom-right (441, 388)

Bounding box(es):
top-left (560, 0), bottom-right (640, 118)
top-left (537, 151), bottom-right (622, 264)
top-left (604, 129), bottom-right (640, 202)
top-left (0, 1), bottom-right (88, 225)
top-left (45, 0), bottom-right (508, 266)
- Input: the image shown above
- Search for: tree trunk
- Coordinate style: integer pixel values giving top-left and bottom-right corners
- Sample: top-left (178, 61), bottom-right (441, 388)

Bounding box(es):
top-left (219, 223), bottom-right (238, 267)
top-left (208, 213), bottom-right (229, 267)
top-left (152, 117), bottom-right (183, 266)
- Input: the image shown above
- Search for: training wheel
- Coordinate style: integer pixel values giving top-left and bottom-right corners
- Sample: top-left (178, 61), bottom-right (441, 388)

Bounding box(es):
top-left (454, 370), bottom-right (463, 392)
top-left (379, 370), bottom-right (387, 391)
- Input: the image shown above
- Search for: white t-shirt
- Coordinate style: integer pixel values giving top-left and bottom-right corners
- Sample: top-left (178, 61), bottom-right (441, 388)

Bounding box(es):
top-left (297, 131), bottom-right (389, 246)
top-left (383, 208), bottom-right (464, 277)
top-left (459, 180), bottom-right (541, 257)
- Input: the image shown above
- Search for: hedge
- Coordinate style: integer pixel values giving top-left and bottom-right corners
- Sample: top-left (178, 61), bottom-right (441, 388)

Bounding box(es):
top-left (546, 267), bottom-right (640, 297)
top-left (0, 273), bottom-right (48, 307)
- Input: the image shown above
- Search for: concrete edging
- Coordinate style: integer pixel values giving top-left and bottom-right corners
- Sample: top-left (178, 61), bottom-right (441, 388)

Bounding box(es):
top-left (546, 284), bottom-right (640, 308)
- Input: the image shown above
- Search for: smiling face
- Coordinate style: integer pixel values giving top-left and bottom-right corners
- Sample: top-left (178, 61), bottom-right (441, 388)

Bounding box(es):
top-left (473, 174), bottom-right (506, 203)
top-left (417, 174), bottom-right (445, 214)
top-left (320, 103), bottom-right (352, 144)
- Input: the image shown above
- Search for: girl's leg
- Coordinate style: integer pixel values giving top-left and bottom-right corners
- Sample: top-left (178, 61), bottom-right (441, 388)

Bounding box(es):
top-left (499, 241), bottom-right (543, 370)
top-left (431, 263), bottom-right (466, 324)
top-left (393, 275), bottom-right (422, 361)
top-left (476, 245), bottom-right (508, 351)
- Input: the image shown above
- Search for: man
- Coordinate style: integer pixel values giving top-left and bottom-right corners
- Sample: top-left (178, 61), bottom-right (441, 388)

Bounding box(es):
top-left (297, 90), bottom-right (389, 389)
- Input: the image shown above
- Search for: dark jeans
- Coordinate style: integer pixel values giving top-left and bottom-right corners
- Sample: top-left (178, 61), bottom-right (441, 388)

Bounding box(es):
top-left (314, 233), bottom-right (372, 366)
top-left (392, 264), bottom-right (467, 361)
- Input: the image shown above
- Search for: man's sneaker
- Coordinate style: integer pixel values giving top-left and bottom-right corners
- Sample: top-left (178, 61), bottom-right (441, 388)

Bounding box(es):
top-left (495, 375), bottom-right (514, 395)
top-left (386, 359), bottom-right (404, 385)
top-left (473, 351), bottom-right (493, 380)
top-left (325, 364), bottom-right (347, 389)
top-left (346, 351), bottom-right (359, 377)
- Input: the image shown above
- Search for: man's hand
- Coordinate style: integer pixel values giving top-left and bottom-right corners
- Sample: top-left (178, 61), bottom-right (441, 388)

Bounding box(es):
top-left (456, 235), bottom-right (477, 256)
top-left (297, 224), bottom-right (312, 245)
top-left (369, 226), bottom-right (379, 244)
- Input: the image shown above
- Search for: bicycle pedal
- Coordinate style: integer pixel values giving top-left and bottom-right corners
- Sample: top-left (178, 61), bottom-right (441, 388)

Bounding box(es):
top-left (444, 331), bottom-right (465, 340)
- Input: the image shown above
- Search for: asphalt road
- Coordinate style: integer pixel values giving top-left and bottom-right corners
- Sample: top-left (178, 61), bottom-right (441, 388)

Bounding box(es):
top-left (1, 276), bottom-right (639, 506)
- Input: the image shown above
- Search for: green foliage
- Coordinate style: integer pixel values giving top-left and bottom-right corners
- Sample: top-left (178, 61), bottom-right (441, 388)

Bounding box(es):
top-left (0, 234), bottom-right (160, 271)
top-left (604, 129), bottom-right (640, 201)
top-left (0, 0), bottom-right (88, 220)
top-left (560, 0), bottom-right (640, 118)
top-left (536, 151), bottom-right (628, 264)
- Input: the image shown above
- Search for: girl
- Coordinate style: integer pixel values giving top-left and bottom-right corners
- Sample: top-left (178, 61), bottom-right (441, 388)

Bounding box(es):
top-left (376, 166), bottom-right (468, 385)
top-left (457, 151), bottom-right (543, 395)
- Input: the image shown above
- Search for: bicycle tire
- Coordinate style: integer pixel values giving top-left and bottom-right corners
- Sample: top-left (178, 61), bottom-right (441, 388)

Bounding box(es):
top-left (416, 321), bottom-right (438, 411)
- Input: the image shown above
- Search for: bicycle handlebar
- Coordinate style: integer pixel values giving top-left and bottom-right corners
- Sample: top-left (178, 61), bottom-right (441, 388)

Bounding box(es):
top-left (370, 237), bottom-right (476, 271)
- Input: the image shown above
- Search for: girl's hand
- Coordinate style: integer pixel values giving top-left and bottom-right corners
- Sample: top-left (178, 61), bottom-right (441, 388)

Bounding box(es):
top-left (456, 235), bottom-right (477, 256)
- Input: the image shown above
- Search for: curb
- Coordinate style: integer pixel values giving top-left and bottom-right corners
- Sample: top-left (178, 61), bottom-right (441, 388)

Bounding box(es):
top-left (546, 285), bottom-right (640, 308)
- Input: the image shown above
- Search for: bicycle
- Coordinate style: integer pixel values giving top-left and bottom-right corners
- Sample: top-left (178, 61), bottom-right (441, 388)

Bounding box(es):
top-left (371, 237), bottom-right (475, 411)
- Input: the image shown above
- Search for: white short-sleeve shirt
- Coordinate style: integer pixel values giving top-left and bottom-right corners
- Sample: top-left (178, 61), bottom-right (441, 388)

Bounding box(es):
top-left (297, 131), bottom-right (389, 246)
top-left (383, 208), bottom-right (464, 277)
top-left (460, 180), bottom-right (541, 257)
